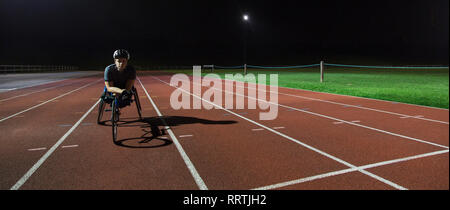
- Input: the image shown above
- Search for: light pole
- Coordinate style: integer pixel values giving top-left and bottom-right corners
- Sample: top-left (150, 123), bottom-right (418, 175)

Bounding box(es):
top-left (243, 14), bottom-right (249, 74)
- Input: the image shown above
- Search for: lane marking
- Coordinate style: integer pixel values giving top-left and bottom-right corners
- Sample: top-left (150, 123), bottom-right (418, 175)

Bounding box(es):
top-left (189, 79), bottom-right (449, 150)
top-left (28, 147), bottom-right (47, 151)
top-left (61, 145), bottom-right (79, 148)
top-left (152, 76), bottom-right (408, 190)
top-left (252, 149), bottom-right (449, 190)
top-left (252, 128), bottom-right (264, 131)
top-left (343, 104), bottom-right (361, 108)
top-left (11, 99), bottom-right (100, 190)
top-left (351, 120), bottom-right (361, 123)
top-left (273, 126), bottom-right (285, 130)
top-left (1, 79), bottom-right (101, 123)
top-left (179, 135), bottom-right (193, 138)
top-left (137, 77), bottom-right (208, 190)
top-left (400, 115), bottom-right (423, 119)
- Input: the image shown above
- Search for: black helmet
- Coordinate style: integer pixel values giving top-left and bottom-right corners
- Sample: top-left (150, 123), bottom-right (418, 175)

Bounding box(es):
top-left (113, 49), bottom-right (130, 60)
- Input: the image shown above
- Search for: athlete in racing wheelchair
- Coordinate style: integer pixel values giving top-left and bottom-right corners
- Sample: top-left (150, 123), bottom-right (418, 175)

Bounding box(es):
top-left (97, 49), bottom-right (143, 142)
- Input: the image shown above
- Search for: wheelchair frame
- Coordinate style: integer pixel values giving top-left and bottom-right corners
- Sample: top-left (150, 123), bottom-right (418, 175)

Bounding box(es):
top-left (97, 86), bottom-right (142, 143)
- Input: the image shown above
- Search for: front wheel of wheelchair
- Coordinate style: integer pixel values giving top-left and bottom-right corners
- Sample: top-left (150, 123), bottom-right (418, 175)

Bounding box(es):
top-left (97, 99), bottom-right (106, 124)
top-left (133, 90), bottom-right (142, 120)
top-left (111, 100), bottom-right (119, 143)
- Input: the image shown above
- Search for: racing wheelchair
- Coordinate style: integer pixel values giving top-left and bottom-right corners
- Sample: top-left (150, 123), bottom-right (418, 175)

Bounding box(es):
top-left (97, 86), bottom-right (142, 142)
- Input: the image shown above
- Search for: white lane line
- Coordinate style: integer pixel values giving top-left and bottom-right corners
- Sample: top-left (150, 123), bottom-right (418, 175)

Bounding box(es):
top-left (351, 120), bottom-right (361, 123)
top-left (11, 99), bottom-right (100, 190)
top-left (333, 122), bottom-right (344, 124)
top-left (252, 149), bottom-right (449, 190)
top-left (190, 79), bottom-right (449, 150)
top-left (400, 115), bottom-right (423, 119)
top-left (225, 79), bottom-right (449, 124)
top-left (252, 128), bottom-right (264, 131)
top-left (343, 104), bottom-right (361, 108)
top-left (61, 145), bottom-right (79, 148)
top-left (179, 135), bottom-right (194, 138)
top-left (28, 147), bottom-right (47, 151)
top-left (0, 79), bottom-right (101, 123)
top-left (137, 77), bottom-right (208, 190)
top-left (273, 127), bottom-right (285, 130)
top-left (152, 76), bottom-right (408, 190)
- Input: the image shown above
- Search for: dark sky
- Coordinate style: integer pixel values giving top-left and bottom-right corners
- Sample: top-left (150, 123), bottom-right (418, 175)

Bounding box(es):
top-left (1, 0), bottom-right (448, 67)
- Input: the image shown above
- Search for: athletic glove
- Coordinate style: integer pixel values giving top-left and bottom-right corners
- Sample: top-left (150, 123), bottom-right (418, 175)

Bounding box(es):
top-left (121, 90), bottom-right (132, 101)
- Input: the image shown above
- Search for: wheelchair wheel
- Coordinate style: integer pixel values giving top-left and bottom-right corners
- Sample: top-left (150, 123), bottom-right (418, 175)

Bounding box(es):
top-left (97, 99), bottom-right (106, 124)
top-left (111, 99), bottom-right (119, 143)
top-left (133, 90), bottom-right (142, 120)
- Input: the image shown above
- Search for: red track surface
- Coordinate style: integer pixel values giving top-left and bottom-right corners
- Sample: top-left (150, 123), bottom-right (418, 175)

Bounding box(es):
top-left (0, 71), bottom-right (448, 190)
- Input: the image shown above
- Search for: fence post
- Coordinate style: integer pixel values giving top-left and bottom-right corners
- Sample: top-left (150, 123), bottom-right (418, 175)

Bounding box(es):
top-left (320, 61), bottom-right (324, 83)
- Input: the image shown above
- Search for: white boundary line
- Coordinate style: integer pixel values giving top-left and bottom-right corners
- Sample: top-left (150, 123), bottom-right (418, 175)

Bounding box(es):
top-left (187, 78), bottom-right (449, 150)
top-left (10, 99), bottom-right (100, 190)
top-left (137, 77), bottom-right (208, 190)
top-left (252, 149), bottom-right (449, 190)
top-left (0, 79), bottom-right (101, 123)
top-left (152, 76), bottom-right (408, 190)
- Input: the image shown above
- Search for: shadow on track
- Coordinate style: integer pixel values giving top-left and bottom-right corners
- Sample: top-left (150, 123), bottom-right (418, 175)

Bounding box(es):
top-left (98, 116), bottom-right (237, 148)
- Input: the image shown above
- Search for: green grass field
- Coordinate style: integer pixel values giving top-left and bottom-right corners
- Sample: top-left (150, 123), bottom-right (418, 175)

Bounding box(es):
top-left (164, 67), bottom-right (449, 109)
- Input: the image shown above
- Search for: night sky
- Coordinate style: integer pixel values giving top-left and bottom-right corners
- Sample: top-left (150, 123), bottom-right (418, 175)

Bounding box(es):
top-left (1, 0), bottom-right (448, 68)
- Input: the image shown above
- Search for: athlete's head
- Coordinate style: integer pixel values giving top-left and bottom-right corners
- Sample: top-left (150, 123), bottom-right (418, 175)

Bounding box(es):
top-left (113, 49), bottom-right (130, 71)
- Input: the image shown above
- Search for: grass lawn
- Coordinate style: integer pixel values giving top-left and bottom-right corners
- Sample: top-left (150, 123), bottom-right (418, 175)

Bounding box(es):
top-left (162, 67), bottom-right (449, 109)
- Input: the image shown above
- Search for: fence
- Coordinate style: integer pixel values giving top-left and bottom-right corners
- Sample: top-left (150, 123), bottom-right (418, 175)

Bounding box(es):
top-left (0, 65), bottom-right (79, 73)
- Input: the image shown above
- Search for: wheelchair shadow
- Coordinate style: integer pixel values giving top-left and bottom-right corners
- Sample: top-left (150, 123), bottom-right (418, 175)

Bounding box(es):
top-left (99, 116), bottom-right (237, 148)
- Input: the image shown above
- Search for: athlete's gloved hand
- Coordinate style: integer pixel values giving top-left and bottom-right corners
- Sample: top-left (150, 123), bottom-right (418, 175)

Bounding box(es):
top-left (121, 89), bottom-right (132, 102)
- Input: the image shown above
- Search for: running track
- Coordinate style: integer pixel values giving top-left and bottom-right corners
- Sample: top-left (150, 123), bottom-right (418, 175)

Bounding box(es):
top-left (0, 71), bottom-right (448, 190)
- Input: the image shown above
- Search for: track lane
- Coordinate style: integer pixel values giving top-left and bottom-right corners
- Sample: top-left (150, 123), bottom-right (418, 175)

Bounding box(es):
top-left (141, 75), bottom-right (411, 190)
top-left (0, 76), bottom-right (104, 189)
top-left (0, 77), bottom-right (101, 122)
top-left (152, 73), bottom-right (447, 189)
top-left (15, 78), bottom-right (201, 189)
top-left (195, 75), bottom-right (449, 148)
top-left (133, 75), bottom-right (360, 190)
top-left (3, 71), bottom-right (447, 190)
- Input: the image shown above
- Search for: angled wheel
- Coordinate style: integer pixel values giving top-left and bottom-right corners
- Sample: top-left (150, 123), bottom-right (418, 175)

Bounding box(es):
top-left (97, 99), bottom-right (106, 124)
top-left (111, 99), bottom-right (119, 143)
top-left (133, 90), bottom-right (142, 120)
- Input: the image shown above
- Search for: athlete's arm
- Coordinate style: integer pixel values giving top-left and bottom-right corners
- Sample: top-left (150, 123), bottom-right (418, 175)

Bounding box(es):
top-left (105, 81), bottom-right (125, 94)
